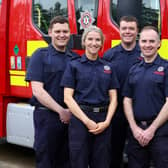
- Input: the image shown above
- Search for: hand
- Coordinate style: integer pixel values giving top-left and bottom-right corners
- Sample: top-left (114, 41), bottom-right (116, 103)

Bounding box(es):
top-left (85, 119), bottom-right (98, 130)
top-left (89, 121), bottom-right (109, 135)
top-left (59, 109), bottom-right (72, 124)
top-left (131, 125), bottom-right (144, 146)
top-left (139, 126), bottom-right (155, 146)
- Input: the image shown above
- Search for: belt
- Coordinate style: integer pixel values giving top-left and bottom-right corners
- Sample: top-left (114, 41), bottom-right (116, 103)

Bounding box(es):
top-left (35, 106), bottom-right (48, 110)
top-left (136, 119), bottom-right (153, 127)
top-left (79, 105), bottom-right (108, 113)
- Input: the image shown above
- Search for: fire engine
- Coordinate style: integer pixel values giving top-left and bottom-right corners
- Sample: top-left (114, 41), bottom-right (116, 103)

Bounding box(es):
top-left (0, 0), bottom-right (168, 148)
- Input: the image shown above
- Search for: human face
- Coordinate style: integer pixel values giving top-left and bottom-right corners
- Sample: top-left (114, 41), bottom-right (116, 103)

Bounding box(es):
top-left (48, 23), bottom-right (70, 51)
top-left (139, 29), bottom-right (160, 61)
top-left (119, 21), bottom-right (138, 45)
top-left (84, 31), bottom-right (102, 59)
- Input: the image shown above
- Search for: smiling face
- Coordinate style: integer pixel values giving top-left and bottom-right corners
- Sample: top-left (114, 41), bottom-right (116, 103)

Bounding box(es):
top-left (119, 21), bottom-right (138, 46)
top-left (48, 23), bottom-right (70, 52)
top-left (139, 29), bottom-right (160, 62)
top-left (83, 31), bottom-right (103, 59)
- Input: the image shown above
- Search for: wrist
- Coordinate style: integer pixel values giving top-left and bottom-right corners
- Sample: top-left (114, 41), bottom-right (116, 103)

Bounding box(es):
top-left (104, 120), bottom-right (110, 127)
top-left (56, 106), bottom-right (64, 115)
top-left (83, 118), bottom-right (91, 126)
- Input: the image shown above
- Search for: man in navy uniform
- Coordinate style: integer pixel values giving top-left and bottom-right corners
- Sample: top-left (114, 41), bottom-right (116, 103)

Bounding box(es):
top-left (103, 15), bottom-right (142, 168)
top-left (26, 16), bottom-right (78, 168)
top-left (123, 26), bottom-right (168, 168)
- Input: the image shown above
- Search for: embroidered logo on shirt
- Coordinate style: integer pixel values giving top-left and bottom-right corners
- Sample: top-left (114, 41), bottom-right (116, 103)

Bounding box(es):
top-left (104, 65), bottom-right (111, 74)
top-left (154, 66), bottom-right (165, 75)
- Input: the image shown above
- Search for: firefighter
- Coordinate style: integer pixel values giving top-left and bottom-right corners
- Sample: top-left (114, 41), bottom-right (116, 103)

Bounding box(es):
top-left (61, 25), bottom-right (119, 168)
top-left (103, 15), bottom-right (142, 168)
top-left (26, 16), bottom-right (79, 168)
top-left (123, 26), bottom-right (168, 168)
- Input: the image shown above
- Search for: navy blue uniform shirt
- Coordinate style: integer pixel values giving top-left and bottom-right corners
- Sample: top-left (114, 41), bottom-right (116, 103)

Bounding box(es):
top-left (123, 55), bottom-right (168, 121)
top-left (103, 44), bottom-right (142, 112)
top-left (26, 44), bottom-right (79, 107)
top-left (61, 54), bottom-right (119, 106)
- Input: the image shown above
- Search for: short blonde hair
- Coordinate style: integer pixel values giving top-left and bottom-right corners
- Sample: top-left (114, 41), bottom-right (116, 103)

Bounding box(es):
top-left (81, 25), bottom-right (104, 49)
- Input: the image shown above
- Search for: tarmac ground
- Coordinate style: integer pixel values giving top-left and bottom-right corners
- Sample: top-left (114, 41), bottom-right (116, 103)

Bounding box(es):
top-left (0, 139), bottom-right (35, 168)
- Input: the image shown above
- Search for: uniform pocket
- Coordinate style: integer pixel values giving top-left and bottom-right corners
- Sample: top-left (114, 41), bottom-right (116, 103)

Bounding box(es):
top-left (153, 74), bottom-right (164, 83)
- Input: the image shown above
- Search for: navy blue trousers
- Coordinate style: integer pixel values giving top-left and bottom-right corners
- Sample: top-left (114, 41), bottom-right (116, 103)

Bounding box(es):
top-left (34, 108), bottom-right (70, 168)
top-left (69, 111), bottom-right (111, 168)
top-left (110, 111), bottom-right (128, 168)
top-left (127, 122), bottom-right (168, 168)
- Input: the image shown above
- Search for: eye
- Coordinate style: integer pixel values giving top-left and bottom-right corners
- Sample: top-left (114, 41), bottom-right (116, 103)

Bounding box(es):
top-left (129, 27), bottom-right (135, 31)
top-left (141, 40), bottom-right (146, 43)
top-left (54, 30), bottom-right (60, 33)
top-left (121, 27), bottom-right (127, 30)
top-left (87, 37), bottom-right (93, 41)
top-left (63, 30), bottom-right (69, 33)
top-left (149, 40), bottom-right (155, 43)
top-left (96, 38), bottom-right (101, 42)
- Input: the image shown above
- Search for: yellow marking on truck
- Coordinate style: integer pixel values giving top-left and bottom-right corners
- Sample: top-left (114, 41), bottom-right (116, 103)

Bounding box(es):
top-left (111, 39), bottom-right (168, 60)
top-left (9, 70), bottom-right (29, 87)
top-left (158, 39), bottom-right (168, 60)
top-left (111, 40), bottom-right (121, 48)
top-left (9, 70), bottom-right (25, 75)
top-left (27, 40), bottom-right (48, 56)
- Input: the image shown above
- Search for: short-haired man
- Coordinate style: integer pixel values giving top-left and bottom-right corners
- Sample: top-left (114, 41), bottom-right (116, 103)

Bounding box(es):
top-left (26, 16), bottom-right (79, 168)
top-left (103, 15), bottom-right (142, 168)
top-left (123, 26), bottom-right (168, 168)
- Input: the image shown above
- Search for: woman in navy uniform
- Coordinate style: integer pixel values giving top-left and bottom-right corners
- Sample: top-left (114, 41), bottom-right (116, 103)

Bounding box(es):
top-left (61, 26), bottom-right (119, 168)
top-left (123, 26), bottom-right (168, 168)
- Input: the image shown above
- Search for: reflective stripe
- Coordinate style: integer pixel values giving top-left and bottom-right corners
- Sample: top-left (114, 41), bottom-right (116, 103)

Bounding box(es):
top-left (9, 70), bottom-right (25, 75)
top-left (111, 40), bottom-right (121, 48)
top-left (158, 39), bottom-right (168, 60)
top-left (9, 70), bottom-right (29, 87)
top-left (111, 39), bottom-right (168, 60)
top-left (27, 40), bottom-right (48, 57)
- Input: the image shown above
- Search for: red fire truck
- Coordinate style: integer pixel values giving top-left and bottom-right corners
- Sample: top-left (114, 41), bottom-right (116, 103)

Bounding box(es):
top-left (0, 0), bottom-right (168, 147)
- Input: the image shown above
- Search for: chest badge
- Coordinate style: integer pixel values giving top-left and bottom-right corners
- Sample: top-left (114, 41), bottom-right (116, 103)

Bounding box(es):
top-left (104, 65), bottom-right (111, 74)
top-left (157, 66), bottom-right (164, 72)
top-left (154, 66), bottom-right (165, 76)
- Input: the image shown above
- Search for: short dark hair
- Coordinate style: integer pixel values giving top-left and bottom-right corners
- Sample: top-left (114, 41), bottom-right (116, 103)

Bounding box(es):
top-left (119, 15), bottom-right (138, 28)
top-left (49, 16), bottom-right (69, 29)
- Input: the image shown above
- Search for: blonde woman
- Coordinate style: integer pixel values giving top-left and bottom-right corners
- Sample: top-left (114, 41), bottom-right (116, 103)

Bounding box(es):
top-left (61, 26), bottom-right (119, 168)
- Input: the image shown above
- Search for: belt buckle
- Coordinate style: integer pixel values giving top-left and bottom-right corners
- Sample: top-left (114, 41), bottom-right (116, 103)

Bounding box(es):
top-left (141, 121), bottom-right (147, 126)
top-left (93, 107), bottom-right (100, 113)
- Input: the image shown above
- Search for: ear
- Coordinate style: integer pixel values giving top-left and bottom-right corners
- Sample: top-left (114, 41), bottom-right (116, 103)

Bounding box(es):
top-left (48, 28), bottom-right (52, 36)
top-left (157, 41), bottom-right (161, 49)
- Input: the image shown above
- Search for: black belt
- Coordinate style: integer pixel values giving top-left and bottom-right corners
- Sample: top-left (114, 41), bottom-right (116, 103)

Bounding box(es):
top-left (35, 106), bottom-right (48, 110)
top-left (136, 119), bottom-right (154, 127)
top-left (79, 105), bottom-right (108, 113)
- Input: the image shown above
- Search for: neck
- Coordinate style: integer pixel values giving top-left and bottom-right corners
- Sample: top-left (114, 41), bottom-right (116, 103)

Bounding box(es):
top-left (52, 43), bottom-right (66, 52)
top-left (121, 41), bottom-right (136, 51)
top-left (144, 54), bottom-right (157, 63)
top-left (85, 51), bottom-right (98, 60)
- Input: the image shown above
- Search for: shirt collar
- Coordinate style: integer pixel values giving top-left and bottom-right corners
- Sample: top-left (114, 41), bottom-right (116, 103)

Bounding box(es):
top-left (140, 54), bottom-right (161, 66)
top-left (119, 43), bottom-right (140, 53)
top-left (80, 54), bottom-right (100, 64)
top-left (49, 44), bottom-right (73, 58)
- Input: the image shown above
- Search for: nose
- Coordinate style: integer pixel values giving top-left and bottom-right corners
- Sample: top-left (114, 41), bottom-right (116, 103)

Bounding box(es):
top-left (125, 28), bottom-right (130, 33)
top-left (60, 31), bottom-right (65, 37)
top-left (92, 39), bottom-right (98, 46)
top-left (145, 41), bottom-right (151, 47)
